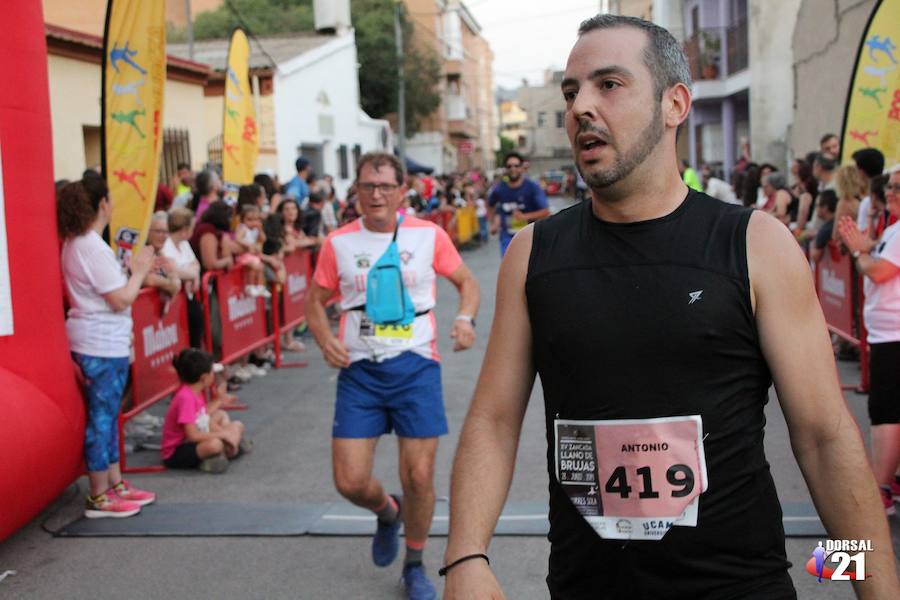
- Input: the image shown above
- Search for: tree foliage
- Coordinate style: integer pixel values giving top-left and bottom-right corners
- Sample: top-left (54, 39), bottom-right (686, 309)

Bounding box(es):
top-left (351, 0), bottom-right (442, 136)
top-left (191, 0), bottom-right (314, 41)
top-left (173, 0), bottom-right (442, 137)
top-left (496, 135), bottom-right (515, 168)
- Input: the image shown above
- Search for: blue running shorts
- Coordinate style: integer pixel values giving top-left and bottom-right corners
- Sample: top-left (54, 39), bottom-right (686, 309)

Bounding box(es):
top-left (334, 351), bottom-right (447, 439)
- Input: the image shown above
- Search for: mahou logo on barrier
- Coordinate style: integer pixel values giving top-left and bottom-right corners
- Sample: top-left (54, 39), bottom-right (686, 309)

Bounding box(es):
top-left (217, 269), bottom-right (267, 360)
top-left (142, 322), bottom-right (178, 361)
top-left (820, 267), bottom-right (846, 303)
top-left (228, 293), bottom-right (257, 323)
top-left (280, 251), bottom-right (311, 328)
top-left (288, 273), bottom-right (307, 298)
top-left (131, 290), bottom-right (189, 406)
top-left (816, 244), bottom-right (854, 337)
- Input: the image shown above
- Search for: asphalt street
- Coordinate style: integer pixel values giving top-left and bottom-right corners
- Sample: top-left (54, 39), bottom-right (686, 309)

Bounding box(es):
top-left (0, 196), bottom-right (897, 599)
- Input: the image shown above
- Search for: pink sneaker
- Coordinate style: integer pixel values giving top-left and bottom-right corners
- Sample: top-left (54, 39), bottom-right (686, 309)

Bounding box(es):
top-left (110, 480), bottom-right (156, 506)
top-left (84, 493), bottom-right (141, 519)
top-left (880, 487), bottom-right (896, 516)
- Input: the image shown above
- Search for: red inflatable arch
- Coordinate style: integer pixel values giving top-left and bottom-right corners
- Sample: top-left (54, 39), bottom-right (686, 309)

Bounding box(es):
top-left (0, 0), bottom-right (85, 541)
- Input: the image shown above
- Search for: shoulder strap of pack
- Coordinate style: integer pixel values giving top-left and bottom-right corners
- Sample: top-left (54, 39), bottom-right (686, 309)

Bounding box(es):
top-left (392, 215), bottom-right (404, 242)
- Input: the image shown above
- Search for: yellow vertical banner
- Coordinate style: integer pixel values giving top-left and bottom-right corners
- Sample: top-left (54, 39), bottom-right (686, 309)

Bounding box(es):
top-left (102, 0), bottom-right (166, 262)
top-left (223, 29), bottom-right (258, 196)
top-left (840, 0), bottom-right (900, 168)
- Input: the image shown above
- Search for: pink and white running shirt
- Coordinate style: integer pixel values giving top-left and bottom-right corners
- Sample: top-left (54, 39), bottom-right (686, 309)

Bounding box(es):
top-left (314, 216), bottom-right (462, 363)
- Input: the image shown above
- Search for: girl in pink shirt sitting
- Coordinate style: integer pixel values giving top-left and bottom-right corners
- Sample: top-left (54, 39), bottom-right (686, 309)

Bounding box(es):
top-left (162, 349), bottom-right (251, 474)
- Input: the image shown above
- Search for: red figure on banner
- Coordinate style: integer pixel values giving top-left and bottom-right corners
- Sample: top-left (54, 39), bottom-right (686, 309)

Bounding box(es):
top-left (113, 168), bottom-right (147, 201)
top-left (224, 143), bottom-right (240, 164)
top-left (242, 116), bottom-right (257, 143)
top-left (849, 129), bottom-right (878, 145)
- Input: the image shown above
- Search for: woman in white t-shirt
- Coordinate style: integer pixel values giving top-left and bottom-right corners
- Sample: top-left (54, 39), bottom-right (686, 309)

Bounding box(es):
top-left (57, 174), bottom-right (157, 519)
top-left (162, 207), bottom-right (204, 348)
top-left (161, 207), bottom-right (201, 295)
top-left (838, 166), bottom-right (900, 514)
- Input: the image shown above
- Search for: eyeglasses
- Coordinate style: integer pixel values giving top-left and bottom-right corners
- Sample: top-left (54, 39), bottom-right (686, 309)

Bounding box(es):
top-left (885, 184), bottom-right (900, 192)
top-left (358, 182), bottom-right (399, 194)
top-left (149, 228), bottom-right (168, 234)
top-left (505, 163), bottom-right (523, 169)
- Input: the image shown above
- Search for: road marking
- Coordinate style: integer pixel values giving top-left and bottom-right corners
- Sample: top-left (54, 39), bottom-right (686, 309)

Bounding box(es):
top-left (321, 514), bottom-right (548, 521)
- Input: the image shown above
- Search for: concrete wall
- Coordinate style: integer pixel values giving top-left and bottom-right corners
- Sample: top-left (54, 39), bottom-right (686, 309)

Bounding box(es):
top-left (43, 0), bottom-right (221, 34)
top-left (47, 54), bottom-right (208, 181)
top-left (516, 80), bottom-right (573, 174)
top-left (407, 131), bottom-right (448, 174)
top-left (274, 33), bottom-right (389, 199)
top-left (47, 55), bottom-right (101, 180)
top-left (749, 0), bottom-right (802, 169)
top-left (43, 0), bottom-right (106, 35)
top-left (791, 0), bottom-right (876, 157)
top-left (162, 79), bottom-right (208, 173)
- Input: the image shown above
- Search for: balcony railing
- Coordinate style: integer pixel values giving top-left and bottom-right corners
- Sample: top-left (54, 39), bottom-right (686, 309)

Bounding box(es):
top-left (683, 22), bottom-right (747, 81)
top-left (726, 19), bottom-right (748, 75)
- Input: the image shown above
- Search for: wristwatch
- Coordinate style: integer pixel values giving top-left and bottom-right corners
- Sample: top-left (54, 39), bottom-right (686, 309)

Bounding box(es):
top-left (852, 250), bottom-right (869, 259)
top-left (455, 314), bottom-right (476, 328)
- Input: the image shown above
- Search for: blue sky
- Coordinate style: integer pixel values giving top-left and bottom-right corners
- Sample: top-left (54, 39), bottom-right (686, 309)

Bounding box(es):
top-left (466, 0), bottom-right (603, 89)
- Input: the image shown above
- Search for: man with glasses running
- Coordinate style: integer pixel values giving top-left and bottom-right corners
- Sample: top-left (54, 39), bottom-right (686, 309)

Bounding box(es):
top-left (489, 152), bottom-right (550, 256)
top-left (306, 152), bottom-right (480, 600)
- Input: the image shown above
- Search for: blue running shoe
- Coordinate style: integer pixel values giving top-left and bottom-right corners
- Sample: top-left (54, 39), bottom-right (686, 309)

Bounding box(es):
top-left (401, 563), bottom-right (437, 600)
top-left (372, 495), bottom-right (402, 567)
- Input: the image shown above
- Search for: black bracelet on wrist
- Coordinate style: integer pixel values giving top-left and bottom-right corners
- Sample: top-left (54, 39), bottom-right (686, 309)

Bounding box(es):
top-left (438, 553), bottom-right (490, 577)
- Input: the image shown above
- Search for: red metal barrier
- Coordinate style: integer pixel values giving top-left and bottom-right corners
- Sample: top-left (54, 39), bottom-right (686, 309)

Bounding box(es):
top-left (119, 288), bottom-right (190, 473)
top-left (815, 242), bottom-right (869, 392)
top-left (272, 250), bottom-right (311, 368)
top-left (423, 211), bottom-right (453, 231)
top-left (202, 268), bottom-right (275, 365)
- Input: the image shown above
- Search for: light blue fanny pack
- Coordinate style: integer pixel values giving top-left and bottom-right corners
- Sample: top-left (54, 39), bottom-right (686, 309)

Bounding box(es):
top-left (365, 217), bottom-right (416, 326)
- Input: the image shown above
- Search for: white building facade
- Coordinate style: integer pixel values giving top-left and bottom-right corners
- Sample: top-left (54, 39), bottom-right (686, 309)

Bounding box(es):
top-left (273, 31), bottom-right (392, 199)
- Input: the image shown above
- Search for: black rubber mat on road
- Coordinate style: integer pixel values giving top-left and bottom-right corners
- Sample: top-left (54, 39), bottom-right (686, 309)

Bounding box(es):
top-left (55, 502), bottom-right (329, 537)
top-left (54, 501), bottom-right (825, 538)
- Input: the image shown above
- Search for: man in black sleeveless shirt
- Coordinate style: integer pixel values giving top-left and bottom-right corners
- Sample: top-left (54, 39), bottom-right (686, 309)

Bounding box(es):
top-left (443, 14), bottom-right (898, 600)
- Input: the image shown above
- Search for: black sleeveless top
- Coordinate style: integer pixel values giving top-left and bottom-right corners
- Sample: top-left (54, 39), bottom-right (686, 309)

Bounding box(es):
top-left (526, 192), bottom-right (796, 599)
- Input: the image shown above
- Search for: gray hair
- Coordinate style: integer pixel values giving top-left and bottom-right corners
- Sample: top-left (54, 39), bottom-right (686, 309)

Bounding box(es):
top-left (151, 210), bottom-right (168, 224)
top-left (578, 14), bottom-right (692, 100)
top-left (763, 172), bottom-right (787, 190)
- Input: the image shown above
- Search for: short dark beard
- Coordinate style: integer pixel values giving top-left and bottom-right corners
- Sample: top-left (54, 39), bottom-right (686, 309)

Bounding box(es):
top-left (577, 102), bottom-right (664, 189)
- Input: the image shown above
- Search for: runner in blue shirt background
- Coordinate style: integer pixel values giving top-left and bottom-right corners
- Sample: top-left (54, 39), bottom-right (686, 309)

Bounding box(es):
top-left (284, 157), bottom-right (311, 205)
top-left (488, 152), bottom-right (550, 256)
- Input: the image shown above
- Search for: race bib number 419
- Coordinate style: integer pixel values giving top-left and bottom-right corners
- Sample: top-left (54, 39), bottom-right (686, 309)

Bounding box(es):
top-left (554, 415), bottom-right (708, 541)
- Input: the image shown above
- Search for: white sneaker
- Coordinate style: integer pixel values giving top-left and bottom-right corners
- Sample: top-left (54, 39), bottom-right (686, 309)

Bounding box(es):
top-left (256, 285), bottom-right (272, 299)
top-left (249, 364), bottom-right (267, 377)
top-left (245, 285), bottom-right (259, 297)
top-left (233, 366), bottom-right (253, 382)
top-left (131, 412), bottom-right (162, 429)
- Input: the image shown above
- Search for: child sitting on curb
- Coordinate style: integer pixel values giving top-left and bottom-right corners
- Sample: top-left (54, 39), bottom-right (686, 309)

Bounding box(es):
top-left (161, 349), bottom-right (252, 474)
